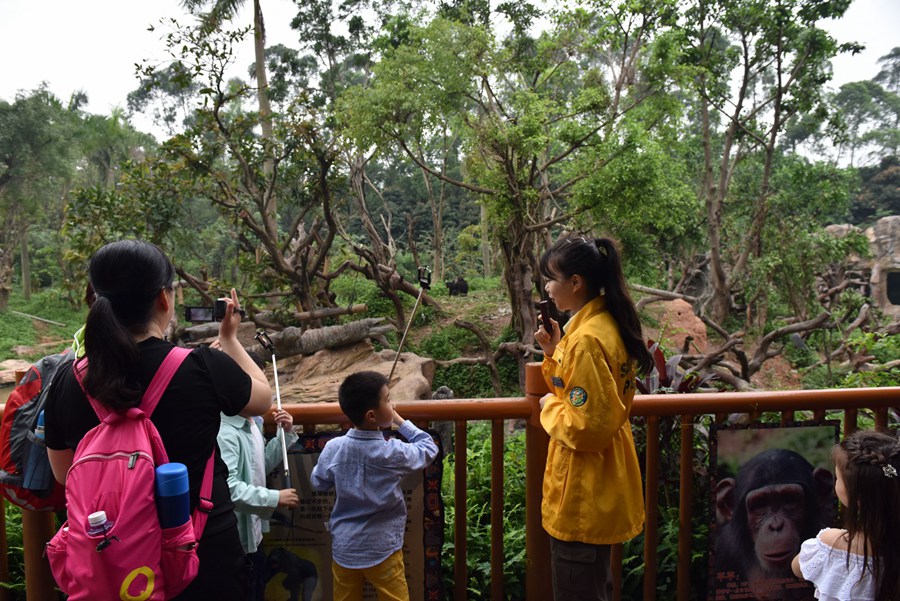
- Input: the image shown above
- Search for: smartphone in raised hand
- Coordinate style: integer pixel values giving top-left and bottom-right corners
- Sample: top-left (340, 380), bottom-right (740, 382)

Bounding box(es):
top-left (539, 300), bottom-right (553, 336)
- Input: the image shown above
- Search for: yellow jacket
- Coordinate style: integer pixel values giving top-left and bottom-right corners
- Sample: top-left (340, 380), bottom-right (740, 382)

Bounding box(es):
top-left (540, 296), bottom-right (644, 544)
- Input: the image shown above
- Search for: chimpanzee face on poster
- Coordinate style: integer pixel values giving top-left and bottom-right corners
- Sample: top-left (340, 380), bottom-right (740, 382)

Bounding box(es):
top-left (714, 447), bottom-right (835, 599)
top-left (745, 482), bottom-right (807, 571)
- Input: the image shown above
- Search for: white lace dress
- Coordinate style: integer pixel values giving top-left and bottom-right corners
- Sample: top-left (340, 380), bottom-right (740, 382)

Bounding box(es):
top-left (798, 529), bottom-right (877, 601)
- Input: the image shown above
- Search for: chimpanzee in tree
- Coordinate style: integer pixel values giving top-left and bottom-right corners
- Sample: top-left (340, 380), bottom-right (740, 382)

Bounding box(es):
top-left (714, 448), bottom-right (834, 600)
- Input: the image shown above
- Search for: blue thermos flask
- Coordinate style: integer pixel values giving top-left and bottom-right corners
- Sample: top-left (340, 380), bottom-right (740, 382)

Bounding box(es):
top-left (155, 463), bottom-right (190, 529)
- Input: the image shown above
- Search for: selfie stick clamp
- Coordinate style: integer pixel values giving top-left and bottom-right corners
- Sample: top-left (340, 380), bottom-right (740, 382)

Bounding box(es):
top-left (255, 330), bottom-right (291, 489)
top-left (389, 266), bottom-right (431, 381)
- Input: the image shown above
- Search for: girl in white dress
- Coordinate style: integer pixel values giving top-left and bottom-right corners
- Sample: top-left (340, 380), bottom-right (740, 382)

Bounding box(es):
top-left (791, 430), bottom-right (900, 601)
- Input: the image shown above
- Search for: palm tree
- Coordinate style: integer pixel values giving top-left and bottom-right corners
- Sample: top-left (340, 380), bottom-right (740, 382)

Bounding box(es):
top-left (181, 0), bottom-right (276, 183)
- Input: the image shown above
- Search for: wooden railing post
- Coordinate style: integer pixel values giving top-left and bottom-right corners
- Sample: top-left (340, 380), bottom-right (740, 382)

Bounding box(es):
top-left (454, 420), bottom-right (467, 601)
top-left (642, 415), bottom-right (661, 601)
top-left (676, 414), bottom-right (694, 601)
top-left (22, 509), bottom-right (56, 601)
top-left (524, 362), bottom-right (551, 601)
top-left (490, 419), bottom-right (504, 601)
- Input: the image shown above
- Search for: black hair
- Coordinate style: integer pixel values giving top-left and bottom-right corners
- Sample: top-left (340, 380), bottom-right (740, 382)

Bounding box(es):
top-left (832, 430), bottom-right (900, 601)
top-left (79, 240), bottom-right (175, 411)
top-left (539, 235), bottom-right (653, 375)
top-left (338, 371), bottom-right (389, 427)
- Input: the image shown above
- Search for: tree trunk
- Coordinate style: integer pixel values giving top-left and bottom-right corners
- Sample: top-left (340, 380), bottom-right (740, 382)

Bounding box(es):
top-left (20, 225), bottom-right (31, 300)
top-left (480, 203), bottom-right (491, 278)
top-left (245, 318), bottom-right (395, 358)
top-left (0, 253), bottom-right (13, 312)
top-left (498, 216), bottom-right (540, 385)
top-left (253, 303), bottom-right (367, 326)
top-left (253, 0), bottom-right (275, 192)
top-left (421, 166), bottom-right (446, 283)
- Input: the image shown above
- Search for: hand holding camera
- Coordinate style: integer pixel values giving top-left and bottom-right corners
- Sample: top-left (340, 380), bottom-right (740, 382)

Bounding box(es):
top-left (184, 298), bottom-right (246, 323)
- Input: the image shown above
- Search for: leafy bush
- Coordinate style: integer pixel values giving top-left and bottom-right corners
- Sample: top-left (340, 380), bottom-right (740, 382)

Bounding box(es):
top-left (442, 422), bottom-right (526, 600)
top-left (433, 364), bottom-right (496, 399)
top-left (0, 503), bottom-right (25, 599)
top-left (782, 337), bottom-right (818, 369)
top-left (840, 368), bottom-right (900, 388)
top-left (329, 274), bottom-right (405, 321)
top-left (802, 364), bottom-right (852, 389)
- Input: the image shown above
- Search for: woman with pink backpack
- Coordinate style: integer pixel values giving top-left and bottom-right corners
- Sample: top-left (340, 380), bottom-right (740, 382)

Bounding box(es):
top-left (45, 240), bottom-right (273, 601)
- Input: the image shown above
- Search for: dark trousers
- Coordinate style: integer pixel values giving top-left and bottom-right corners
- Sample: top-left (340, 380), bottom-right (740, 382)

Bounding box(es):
top-left (247, 548), bottom-right (267, 601)
top-left (550, 537), bottom-right (613, 601)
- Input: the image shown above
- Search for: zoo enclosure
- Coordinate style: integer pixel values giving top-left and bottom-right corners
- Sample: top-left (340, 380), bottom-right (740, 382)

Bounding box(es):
top-left (1, 363), bottom-right (898, 601)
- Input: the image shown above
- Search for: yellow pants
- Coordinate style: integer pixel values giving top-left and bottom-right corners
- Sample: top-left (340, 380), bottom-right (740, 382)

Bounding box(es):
top-left (332, 549), bottom-right (409, 601)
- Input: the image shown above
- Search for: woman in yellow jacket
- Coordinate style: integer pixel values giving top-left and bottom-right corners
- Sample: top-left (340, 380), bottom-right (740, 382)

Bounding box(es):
top-left (534, 235), bottom-right (653, 601)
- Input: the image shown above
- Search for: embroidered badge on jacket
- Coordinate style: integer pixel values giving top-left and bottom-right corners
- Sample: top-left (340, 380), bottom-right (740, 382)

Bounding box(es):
top-left (569, 387), bottom-right (588, 407)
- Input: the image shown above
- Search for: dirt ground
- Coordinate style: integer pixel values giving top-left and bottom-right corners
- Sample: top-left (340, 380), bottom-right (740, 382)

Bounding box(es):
top-left (641, 301), bottom-right (805, 390)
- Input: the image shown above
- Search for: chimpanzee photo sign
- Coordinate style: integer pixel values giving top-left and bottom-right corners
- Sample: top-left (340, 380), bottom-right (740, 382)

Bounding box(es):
top-left (708, 422), bottom-right (839, 601)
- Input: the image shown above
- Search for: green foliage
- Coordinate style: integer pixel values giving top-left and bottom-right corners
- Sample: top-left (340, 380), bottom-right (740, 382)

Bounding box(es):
top-left (0, 503), bottom-right (25, 598)
top-left (625, 413), bottom-right (714, 599)
top-left (416, 328), bottom-right (480, 361)
top-left (0, 290), bottom-right (85, 361)
top-left (802, 363), bottom-right (852, 390)
top-left (442, 422), bottom-right (526, 600)
top-left (837, 331), bottom-right (900, 387)
top-left (750, 217), bottom-right (868, 320)
top-left (432, 355), bottom-right (520, 400)
top-left (329, 274), bottom-right (415, 322)
top-left (782, 338), bottom-right (818, 369)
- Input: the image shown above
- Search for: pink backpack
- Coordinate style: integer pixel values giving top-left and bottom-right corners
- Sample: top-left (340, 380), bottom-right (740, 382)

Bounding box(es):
top-left (46, 346), bottom-right (215, 601)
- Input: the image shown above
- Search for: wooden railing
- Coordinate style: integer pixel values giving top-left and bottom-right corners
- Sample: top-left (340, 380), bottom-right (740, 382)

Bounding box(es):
top-left (1, 363), bottom-right (898, 601)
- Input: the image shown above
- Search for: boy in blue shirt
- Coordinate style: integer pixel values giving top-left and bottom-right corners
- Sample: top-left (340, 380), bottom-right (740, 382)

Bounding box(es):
top-left (310, 371), bottom-right (438, 601)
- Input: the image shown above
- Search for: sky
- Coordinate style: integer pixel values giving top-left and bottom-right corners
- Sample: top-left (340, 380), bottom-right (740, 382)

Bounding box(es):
top-left (1, 0), bottom-right (898, 140)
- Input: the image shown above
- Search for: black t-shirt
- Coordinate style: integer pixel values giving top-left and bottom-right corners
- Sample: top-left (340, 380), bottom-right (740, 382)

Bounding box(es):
top-left (44, 337), bottom-right (252, 536)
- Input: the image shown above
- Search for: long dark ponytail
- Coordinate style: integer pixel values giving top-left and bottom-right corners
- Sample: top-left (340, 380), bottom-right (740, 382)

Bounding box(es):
top-left (540, 235), bottom-right (653, 375)
top-left (834, 431), bottom-right (900, 601)
top-left (80, 240), bottom-right (175, 410)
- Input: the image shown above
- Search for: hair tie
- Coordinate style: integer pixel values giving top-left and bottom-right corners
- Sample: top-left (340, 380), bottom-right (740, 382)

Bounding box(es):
top-left (594, 238), bottom-right (608, 257)
top-left (884, 464), bottom-right (898, 478)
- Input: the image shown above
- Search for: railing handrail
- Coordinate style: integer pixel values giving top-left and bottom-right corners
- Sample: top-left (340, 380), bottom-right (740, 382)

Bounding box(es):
top-left (1, 386), bottom-right (897, 424)
top-left (163, 385), bottom-right (896, 426)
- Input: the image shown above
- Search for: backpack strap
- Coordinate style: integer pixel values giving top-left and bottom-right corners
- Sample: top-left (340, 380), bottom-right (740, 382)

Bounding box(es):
top-left (191, 451), bottom-right (216, 539)
top-left (75, 346), bottom-right (193, 422)
top-left (140, 346), bottom-right (192, 417)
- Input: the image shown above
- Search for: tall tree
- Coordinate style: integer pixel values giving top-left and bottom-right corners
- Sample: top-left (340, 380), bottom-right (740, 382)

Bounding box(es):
top-left (342, 1), bottom-right (682, 348)
top-left (181, 0), bottom-right (277, 212)
top-left (682, 0), bottom-right (861, 323)
top-left (0, 88), bottom-right (75, 307)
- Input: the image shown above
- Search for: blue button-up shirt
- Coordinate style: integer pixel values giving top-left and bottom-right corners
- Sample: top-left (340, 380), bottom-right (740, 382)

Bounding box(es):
top-left (309, 421), bottom-right (438, 569)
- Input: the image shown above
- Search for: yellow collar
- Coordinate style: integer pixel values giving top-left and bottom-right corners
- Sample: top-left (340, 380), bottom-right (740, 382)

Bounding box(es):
top-left (563, 296), bottom-right (607, 334)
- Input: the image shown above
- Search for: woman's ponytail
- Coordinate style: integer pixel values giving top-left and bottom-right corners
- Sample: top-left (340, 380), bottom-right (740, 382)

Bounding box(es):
top-left (78, 240), bottom-right (175, 411)
top-left (594, 238), bottom-right (653, 375)
top-left (80, 296), bottom-right (142, 409)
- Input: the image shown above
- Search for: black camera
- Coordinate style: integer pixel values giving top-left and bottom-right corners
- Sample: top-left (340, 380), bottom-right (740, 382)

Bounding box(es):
top-left (183, 299), bottom-right (245, 323)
